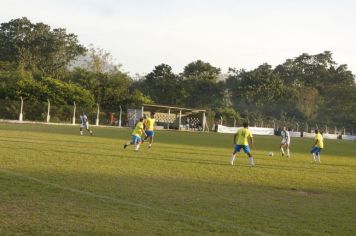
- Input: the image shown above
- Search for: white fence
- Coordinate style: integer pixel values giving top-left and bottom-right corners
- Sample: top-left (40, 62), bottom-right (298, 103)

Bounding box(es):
top-left (217, 125), bottom-right (356, 141)
top-left (217, 125), bottom-right (274, 135)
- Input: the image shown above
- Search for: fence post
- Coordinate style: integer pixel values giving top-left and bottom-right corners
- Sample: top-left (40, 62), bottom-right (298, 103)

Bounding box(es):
top-left (119, 106), bottom-right (122, 127)
top-left (167, 108), bottom-right (171, 129)
top-left (19, 96), bottom-right (23, 121)
top-left (202, 112), bottom-right (206, 132)
top-left (46, 99), bottom-right (50, 123)
top-left (96, 103), bottom-right (100, 126)
top-left (72, 102), bottom-right (76, 125)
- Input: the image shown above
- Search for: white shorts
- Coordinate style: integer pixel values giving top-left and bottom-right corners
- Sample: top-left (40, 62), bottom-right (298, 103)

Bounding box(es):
top-left (80, 122), bottom-right (89, 129)
top-left (281, 139), bottom-right (290, 145)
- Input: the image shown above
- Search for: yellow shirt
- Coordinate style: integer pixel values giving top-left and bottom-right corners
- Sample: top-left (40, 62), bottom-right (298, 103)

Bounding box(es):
top-left (132, 122), bottom-right (144, 137)
top-left (315, 133), bottom-right (324, 148)
top-left (236, 128), bottom-right (253, 145)
top-left (145, 118), bottom-right (155, 131)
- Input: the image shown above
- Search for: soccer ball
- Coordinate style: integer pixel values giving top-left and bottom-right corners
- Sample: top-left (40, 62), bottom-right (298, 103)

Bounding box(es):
top-left (268, 152), bottom-right (274, 157)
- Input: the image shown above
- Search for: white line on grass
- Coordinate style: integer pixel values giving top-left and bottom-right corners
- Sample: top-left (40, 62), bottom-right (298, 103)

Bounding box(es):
top-left (0, 168), bottom-right (272, 236)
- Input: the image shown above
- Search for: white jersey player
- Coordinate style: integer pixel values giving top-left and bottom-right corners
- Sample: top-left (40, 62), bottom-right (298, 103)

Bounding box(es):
top-left (80, 113), bottom-right (93, 136)
top-left (280, 126), bottom-right (290, 158)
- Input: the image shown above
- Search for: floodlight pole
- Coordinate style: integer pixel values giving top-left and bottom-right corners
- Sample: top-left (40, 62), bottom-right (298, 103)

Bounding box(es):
top-left (141, 106), bottom-right (144, 118)
top-left (19, 96), bottom-right (23, 121)
top-left (96, 103), bottom-right (100, 126)
top-left (220, 116), bottom-right (223, 125)
top-left (119, 106), bottom-right (122, 127)
top-left (46, 99), bottom-right (50, 123)
top-left (72, 102), bottom-right (76, 125)
top-left (233, 118), bottom-right (236, 127)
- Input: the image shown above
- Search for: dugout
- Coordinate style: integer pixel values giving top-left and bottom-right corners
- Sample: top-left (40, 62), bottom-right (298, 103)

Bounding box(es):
top-left (140, 104), bottom-right (207, 131)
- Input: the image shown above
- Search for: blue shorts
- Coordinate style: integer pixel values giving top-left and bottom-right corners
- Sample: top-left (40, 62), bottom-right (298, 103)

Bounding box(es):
top-left (234, 145), bottom-right (251, 154)
top-left (131, 135), bottom-right (141, 144)
top-left (310, 147), bottom-right (322, 154)
top-left (146, 130), bottom-right (154, 137)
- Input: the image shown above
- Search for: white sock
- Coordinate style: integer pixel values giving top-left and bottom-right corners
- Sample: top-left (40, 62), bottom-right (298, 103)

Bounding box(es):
top-left (316, 155), bottom-right (321, 163)
top-left (135, 144), bottom-right (140, 151)
top-left (80, 131), bottom-right (83, 135)
top-left (280, 147), bottom-right (285, 155)
top-left (149, 143), bottom-right (152, 147)
top-left (231, 154), bottom-right (236, 165)
top-left (312, 154), bottom-right (316, 162)
top-left (286, 148), bottom-right (290, 157)
top-left (249, 156), bottom-right (255, 166)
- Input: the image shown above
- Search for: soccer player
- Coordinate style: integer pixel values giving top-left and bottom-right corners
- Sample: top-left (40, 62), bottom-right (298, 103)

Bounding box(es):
top-left (123, 117), bottom-right (147, 151)
top-left (280, 126), bottom-right (291, 158)
top-left (143, 112), bottom-right (156, 148)
top-left (79, 112), bottom-right (93, 136)
top-left (231, 122), bottom-right (255, 166)
top-left (310, 129), bottom-right (324, 163)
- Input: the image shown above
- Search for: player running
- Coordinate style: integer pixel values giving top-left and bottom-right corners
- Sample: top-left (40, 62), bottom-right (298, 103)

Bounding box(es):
top-left (231, 122), bottom-right (255, 166)
top-left (123, 117), bottom-right (147, 151)
top-left (311, 129), bottom-right (324, 163)
top-left (79, 112), bottom-right (93, 136)
top-left (280, 126), bottom-right (291, 158)
top-left (143, 112), bottom-right (156, 148)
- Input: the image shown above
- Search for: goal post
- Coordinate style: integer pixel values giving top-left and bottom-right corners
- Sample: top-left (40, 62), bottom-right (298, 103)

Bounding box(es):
top-left (141, 104), bottom-right (207, 131)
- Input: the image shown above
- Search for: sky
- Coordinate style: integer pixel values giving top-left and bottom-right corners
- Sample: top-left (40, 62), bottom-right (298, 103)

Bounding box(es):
top-left (1, 0), bottom-right (355, 75)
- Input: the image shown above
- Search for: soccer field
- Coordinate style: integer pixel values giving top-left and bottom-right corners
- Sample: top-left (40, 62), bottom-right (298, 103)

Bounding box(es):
top-left (0, 123), bottom-right (355, 235)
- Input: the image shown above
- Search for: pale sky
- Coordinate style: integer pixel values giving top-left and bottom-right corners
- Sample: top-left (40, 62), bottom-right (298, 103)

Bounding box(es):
top-left (1, 0), bottom-right (355, 75)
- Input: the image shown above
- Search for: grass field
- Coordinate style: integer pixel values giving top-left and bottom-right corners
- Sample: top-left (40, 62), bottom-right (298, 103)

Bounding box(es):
top-left (0, 123), bottom-right (355, 235)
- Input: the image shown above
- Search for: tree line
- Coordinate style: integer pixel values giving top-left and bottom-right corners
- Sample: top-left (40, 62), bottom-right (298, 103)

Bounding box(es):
top-left (0, 18), bottom-right (355, 130)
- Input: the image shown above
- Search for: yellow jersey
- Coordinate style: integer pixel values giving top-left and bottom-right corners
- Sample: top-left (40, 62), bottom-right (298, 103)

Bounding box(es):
top-left (236, 128), bottom-right (253, 145)
top-left (315, 133), bottom-right (324, 148)
top-left (145, 118), bottom-right (155, 131)
top-left (132, 122), bottom-right (144, 137)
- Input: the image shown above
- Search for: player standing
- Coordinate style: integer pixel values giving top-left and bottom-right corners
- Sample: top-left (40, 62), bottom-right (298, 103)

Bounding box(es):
top-left (143, 112), bottom-right (156, 148)
top-left (79, 112), bottom-right (93, 136)
top-left (124, 117), bottom-right (147, 151)
top-left (280, 126), bottom-right (291, 158)
top-left (310, 129), bottom-right (324, 163)
top-left (231, 122), bottom-right (255, 166)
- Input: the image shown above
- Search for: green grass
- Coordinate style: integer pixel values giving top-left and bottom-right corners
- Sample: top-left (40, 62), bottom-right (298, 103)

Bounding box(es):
top-left (0, 123), bottom-right (355, 235)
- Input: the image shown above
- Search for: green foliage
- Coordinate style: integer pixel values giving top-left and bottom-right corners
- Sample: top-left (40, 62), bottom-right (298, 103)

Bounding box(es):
top-left (0, 17), bottom-right (86, 78)
top-left (16, 75), bottom-right (94, 106)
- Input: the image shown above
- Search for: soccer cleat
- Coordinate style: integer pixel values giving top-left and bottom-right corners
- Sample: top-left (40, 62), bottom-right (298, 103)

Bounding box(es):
top-left (123, 144), bottom-right (128, 149)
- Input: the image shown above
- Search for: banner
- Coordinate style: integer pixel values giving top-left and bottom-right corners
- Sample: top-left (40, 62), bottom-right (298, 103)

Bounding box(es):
top-left (217, 125), bottom-right (274, 136)
top-left (302, 132), bottom-right (315, 138)
top-left (304, 132), bottom-right (341, 140)
top-left (342, 135), bottom-right (356, 141)
top-left (289, 131), bottom-right (301, 137)
top-left (323, 133), bottom-right (338, 140)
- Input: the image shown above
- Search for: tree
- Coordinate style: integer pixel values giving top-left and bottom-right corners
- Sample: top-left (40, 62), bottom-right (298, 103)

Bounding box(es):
top-left (0, 17), bottom-right (86, 78)
top-left (182, 60), bottom-right (221, 81)
top-left (181, 60), bottom-right (224, 108)
top-left (136, 64), bottom-right (184, 106)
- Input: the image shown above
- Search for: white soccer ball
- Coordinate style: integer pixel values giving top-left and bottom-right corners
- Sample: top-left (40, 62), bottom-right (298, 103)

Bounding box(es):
top-left (268, 152), bottom-right (274, 157)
